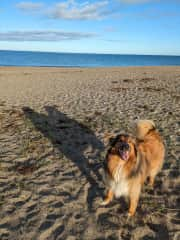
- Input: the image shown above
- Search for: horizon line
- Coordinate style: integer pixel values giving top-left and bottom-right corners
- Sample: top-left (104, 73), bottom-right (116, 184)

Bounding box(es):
top-left (0, 49), bottom-right (180, 57)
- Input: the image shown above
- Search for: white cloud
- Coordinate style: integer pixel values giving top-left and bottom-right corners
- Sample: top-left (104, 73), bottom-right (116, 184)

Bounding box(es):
top-left (0, 30), bottom-right (97, 41)
top-left (16, 0), bottom-right (110, 20)
top-left (49, 0), bottom-right (109, 20)
top-left (16, 1), bottom-right (44, 11)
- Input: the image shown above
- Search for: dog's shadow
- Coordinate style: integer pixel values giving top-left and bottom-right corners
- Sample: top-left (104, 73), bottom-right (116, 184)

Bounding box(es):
top-left (23, 105), bottom-right (104, 211)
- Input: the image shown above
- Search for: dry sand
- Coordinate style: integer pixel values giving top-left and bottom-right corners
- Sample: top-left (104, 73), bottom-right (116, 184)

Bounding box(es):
top-left (0, 66), bottom-right (179, 240)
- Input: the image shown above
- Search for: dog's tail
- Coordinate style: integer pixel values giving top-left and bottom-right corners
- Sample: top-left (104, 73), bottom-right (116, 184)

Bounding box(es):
top-left (135, 119), bottom-right (156, 140)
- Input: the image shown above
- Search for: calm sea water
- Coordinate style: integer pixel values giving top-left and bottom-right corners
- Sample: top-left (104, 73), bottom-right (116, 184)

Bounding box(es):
top-left (0, 50), bottom-right (180, 67)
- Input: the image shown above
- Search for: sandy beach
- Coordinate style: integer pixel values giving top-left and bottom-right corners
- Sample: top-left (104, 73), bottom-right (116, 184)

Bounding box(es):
top-left (0, 66), bottom-right (179, 240)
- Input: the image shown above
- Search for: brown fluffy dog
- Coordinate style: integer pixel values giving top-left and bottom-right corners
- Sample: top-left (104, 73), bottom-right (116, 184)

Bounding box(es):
top-left (101, 120), bottom-right (165, 217)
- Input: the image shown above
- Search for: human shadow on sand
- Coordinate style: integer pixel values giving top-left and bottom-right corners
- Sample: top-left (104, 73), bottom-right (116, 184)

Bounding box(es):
top-left (23, 105), bottom-right (104, 211)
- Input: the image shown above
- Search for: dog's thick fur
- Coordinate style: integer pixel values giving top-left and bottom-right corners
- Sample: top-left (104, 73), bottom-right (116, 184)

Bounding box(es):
top-left (101, 120), bottom-right (165, 217)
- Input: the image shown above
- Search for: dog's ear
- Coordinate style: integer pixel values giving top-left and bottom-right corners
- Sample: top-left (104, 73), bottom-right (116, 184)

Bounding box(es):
top-left (109, 136), bottom-right (117, 146)
top-left (107, 146), bottom-right (118, 156)
top-left (104, 133), bottom-right (116, 145)
top-left (110, 147), bottom-right (117, 154)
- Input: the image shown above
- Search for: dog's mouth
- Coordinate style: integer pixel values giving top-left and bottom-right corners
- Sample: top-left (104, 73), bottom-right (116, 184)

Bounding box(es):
top-left (118, 142), bottom-right (130, 161)
top-left (119, 150), bottom-right (130, 161)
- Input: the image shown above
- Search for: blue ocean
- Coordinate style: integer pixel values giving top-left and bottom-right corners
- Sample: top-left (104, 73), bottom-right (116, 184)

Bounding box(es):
top-left (0, 50), bottom-right (180, 67)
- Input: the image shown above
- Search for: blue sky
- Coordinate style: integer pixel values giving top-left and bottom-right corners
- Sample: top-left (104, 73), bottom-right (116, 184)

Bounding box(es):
top-left (0, 0), bottom-right (180, 55)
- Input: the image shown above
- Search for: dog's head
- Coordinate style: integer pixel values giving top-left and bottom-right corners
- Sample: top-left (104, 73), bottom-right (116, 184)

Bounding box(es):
top-left (107, 134), bottom-right (137, 166)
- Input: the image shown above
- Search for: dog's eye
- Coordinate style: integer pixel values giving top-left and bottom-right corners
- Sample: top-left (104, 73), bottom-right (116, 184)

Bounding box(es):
top-left (119, 142), bottom-right (130, 151)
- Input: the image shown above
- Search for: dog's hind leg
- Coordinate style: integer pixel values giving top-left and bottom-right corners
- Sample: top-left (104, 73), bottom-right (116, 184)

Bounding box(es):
top-left (101, 189), bottom-right (114, 206)
top-left (149, 169), bottom-right (158, 187)
top-left (148, 166), bottom-right (161, 187)
top-left (149, 149), bottom-right (164, 187)
top-left (149, 174), bottom-right (155, 187)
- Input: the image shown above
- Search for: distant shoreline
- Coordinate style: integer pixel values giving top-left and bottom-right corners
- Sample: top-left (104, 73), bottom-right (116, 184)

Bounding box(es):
top-left (0, 64), bottom-right (180, 68)
top-left (1, 65), bottom-right (180, 69)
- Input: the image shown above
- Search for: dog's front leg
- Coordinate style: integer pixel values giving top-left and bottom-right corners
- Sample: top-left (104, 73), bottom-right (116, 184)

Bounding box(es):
top-left (101, 189), bottom-right (114, 206)
top-left (128, 187), bottom-right (141, 217)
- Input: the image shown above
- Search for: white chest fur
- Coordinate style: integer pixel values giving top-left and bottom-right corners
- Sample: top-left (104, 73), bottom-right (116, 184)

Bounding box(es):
top-left (107, 165), bottom-right (129, 198)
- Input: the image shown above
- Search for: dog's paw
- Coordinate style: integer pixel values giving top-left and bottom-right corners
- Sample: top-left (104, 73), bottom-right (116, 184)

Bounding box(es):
top-left (126, 212), bottom-right (135, 224)
top-left (127, 212), bottom-right (133, 218)
top-left (127, 211), bottom-right (135, 218)
top-left (100, 200), bottom-right (109, 206)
